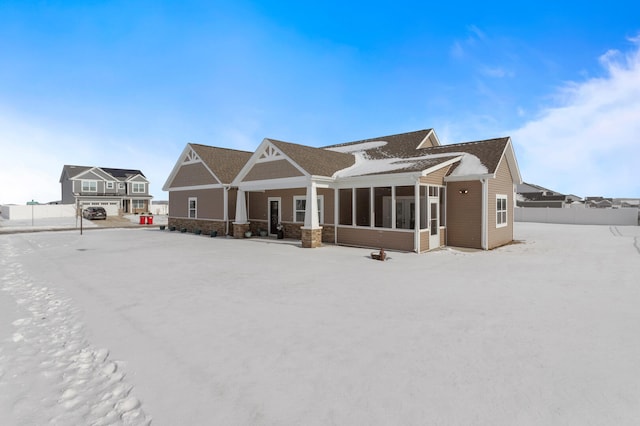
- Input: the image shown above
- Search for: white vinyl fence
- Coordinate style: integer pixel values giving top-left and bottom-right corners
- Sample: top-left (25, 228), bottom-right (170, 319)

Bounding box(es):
top-left (515, 207), bottom-right (639, 226)
top-left (1, 204), bottom-right (77, 220)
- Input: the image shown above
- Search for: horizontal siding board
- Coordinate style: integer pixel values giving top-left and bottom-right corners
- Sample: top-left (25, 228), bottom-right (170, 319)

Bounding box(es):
top-left (446, 180), bottom-right (482, 249)
top-left (337, 227), bottom-right (414, 251)
top-left (170, 163), bottom-right (217, 188)
top-left (243, 159), bottom-right (304, 182)
top-left (488, 158), bottom-right (514, 249)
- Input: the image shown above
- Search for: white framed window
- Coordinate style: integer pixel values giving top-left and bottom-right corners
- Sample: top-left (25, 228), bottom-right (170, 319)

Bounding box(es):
top-left (132, 182), bottom-right (145, 193)
top-left (106, 181), bottom-right (114, 190)
top-left (81, 180), bottom-right (97, 192)
top-left (132, 200), bottom-right (145, 209)
top-left (188, 197), bottom-right (197, 218)
top-left (118, 183), bottom-right (125, 189)
top-left (496, 194), bottom-right (508, 227)
top-left (293, 195), bottom-right (323, 224)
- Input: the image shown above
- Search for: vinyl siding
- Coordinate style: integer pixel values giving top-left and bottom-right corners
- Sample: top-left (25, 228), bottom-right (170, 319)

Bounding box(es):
top-left (420, 166), bottom-right (450, 186)
top-left (445, 180), bottom-right (483, 249)
top-left (419, 230), bottom-right (430, 252)
top-left (337, 227), bottom-right (414, 252)
top-left (247, 188), bottom-right (335, 225)
top-left (487, 157), bottom-right (514, 249)
top-left (169, 188), bottom-right (225, 219)
top-left (169, 163), bottom-right (218, 188)
top-left (242, 159), bottom-right (304, 181)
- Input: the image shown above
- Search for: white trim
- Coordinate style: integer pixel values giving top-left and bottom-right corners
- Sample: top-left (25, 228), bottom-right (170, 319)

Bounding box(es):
top-left (267, 197), bottom-right (281, 236)
top-left (188, 197), bottom-right (197, 219)
top-left (131, 182), bottom-right (146, 193)
top-left (162, 143), bottom-right (224, 191)
top-left (232, 139), bottom-right (310, 187)
top-left (293, 194), bottom-right (324, 224)
top-left (444, 173), bottom-right (495, 183)
top-left (496, 194), bottom-right (508, 228)
top-left (81, 180), bottom-right (98, 193)
top-left (166, 183), bottom-right (227, 191)
top-left (237, 176), bottom-right (309, 191)
top-left (481, 178), bottom-right (488, 250)
top-left (415, 128), bottom-right (442, 148)
top-left (414, 182), bottom-right (420, 252)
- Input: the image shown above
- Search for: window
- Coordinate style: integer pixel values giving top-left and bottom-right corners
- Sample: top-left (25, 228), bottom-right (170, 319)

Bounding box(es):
top-left (106, 182), bottom-right (114, 190)
top-left (339, 189), bottom-right (353, 225)
top-left (132, 200), bottom-right (145, 209)
top-left (81, 180), bottom-right (97, 192)
top-left (496, 195), bottom-right (508, 227)
top-left (355, 188), bottom-right (371, 227)
top-left (188, 197), bottom-right (197, 218)
top-left (374, 187), bottom-right (392, 228)
top-left (132, 182), bottom-right (145, 193)
top-left (118, 183), bottom-right (125, 189)
top-left (293, 195), bottom-right (323, 224)
top-left (395, 186), bottom-right (415, 229)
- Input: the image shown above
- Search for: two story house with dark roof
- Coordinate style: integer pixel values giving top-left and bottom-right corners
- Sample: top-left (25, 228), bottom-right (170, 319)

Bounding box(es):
top-left (163, 129), bottom-right (522, 252)
top-left (60, 165), bottom-right (153, 215)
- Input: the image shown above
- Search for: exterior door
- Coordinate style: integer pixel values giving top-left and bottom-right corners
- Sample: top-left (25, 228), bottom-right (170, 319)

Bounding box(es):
top-left (429, 198), bottom-right (440, 249)
top-left (268, 198), bottom-right (281, 235)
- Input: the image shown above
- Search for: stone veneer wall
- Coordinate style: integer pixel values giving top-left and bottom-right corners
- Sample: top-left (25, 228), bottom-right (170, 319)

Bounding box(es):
top-left (168, 218), bottom-right (230, 236)
top-left (301, 227), bottom-right (323, 248)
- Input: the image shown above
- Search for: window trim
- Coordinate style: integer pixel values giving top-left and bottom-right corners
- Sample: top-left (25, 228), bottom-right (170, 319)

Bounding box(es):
top-left (106, 181), bottom-right (115, 190)
top-left (132, 182), bottom-right (146, 193)
top-left (81, 180), bottom-right (97, 193)
top-left (293, 195), bottom-right (324, 224)
top-left (188, 197), bottom-right (197, 219)
top-left (132, 199), bottom-right (145, 209)
top-left (496, 194), bottom-right (508, 228)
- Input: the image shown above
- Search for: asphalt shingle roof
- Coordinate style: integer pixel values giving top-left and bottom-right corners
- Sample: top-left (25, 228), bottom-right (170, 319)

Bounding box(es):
top-left (190, 144), bottom-right (253, 184)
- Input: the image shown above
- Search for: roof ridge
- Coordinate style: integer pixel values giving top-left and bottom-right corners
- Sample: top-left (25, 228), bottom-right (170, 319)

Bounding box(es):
top-left (189, 143), bottom-right (253, 154)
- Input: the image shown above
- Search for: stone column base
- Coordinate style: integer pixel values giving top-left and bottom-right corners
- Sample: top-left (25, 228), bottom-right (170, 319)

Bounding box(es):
top-left (301, 227), bottom-right (322, 248)
top-left (233, 222), bottom-right (250, 239)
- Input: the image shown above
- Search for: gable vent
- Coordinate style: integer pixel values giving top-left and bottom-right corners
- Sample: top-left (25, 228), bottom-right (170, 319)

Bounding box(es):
top-left (183, 149), bottom-right (200, 164)
top-left (257, 145), bottom-right (282, 163)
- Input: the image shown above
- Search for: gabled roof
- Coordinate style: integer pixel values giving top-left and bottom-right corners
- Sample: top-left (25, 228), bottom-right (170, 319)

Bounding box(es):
top-left (268, 139), bottom-right (355, 177)
top-left (426, 137), bottom-right (510, 176)
top-left (189, 144), bottom-right (253, 184)
top-left (60, 165), bottom-right (147, 182)
top-left (324, 129), bottom-right (438, 159)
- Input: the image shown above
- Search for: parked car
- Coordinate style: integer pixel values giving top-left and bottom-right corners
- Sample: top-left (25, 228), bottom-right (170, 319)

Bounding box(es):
top-left (83, 206), bottom-right (107, 220)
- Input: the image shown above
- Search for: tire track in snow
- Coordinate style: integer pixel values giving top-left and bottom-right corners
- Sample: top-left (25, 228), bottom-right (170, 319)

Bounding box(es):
top-left (0, 238), bottom-right (152, 425)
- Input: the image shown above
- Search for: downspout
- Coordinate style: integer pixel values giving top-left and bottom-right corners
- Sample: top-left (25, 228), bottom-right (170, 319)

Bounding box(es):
top-left (481, 178), bottom-right (488, 250)
top-left (414, 181), bottom-right (420, 253)
top-left (224, 185), bottom-right (229, 236)
top-left (334, 186), bottom-right (338, 245)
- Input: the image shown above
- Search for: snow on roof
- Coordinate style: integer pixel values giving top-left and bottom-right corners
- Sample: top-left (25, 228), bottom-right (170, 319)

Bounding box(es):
top-left (447, 153), bottom-right (489, 176)
top-left (326, 141), bottom-right (388, 154)
top-left (331, 151), bottom-right (484, 178)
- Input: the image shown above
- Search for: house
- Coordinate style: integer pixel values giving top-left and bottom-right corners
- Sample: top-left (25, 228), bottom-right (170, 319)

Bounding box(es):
top-left (163, 129), bottom-right (522, 252)
top-left (162, 144), bottom-right (254, 235)
top-left (60, 165), bottom-right (153, 215)
top-left (516, 182), bottom-right (581, 208)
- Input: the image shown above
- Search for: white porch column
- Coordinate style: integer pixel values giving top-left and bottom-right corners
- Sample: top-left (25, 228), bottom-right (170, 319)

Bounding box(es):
top-left (304, 182), bottom-right (319, 228)
top-left (301, 181), bottom-right (322, 248)
top-left (414, 182), bottom-right (420, 253)
top-left (235, 189), bottom-right (248, 224)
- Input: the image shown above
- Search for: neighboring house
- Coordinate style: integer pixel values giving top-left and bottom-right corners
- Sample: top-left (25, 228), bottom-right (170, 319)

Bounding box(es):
top-left (516, 182), bottom-right (580, 208)
top-left (585, 196), bottom-right (614, 208)
top-left (163, 129), bottom-right (522, 252)
top-left (60, 165), bottom-right (153, 215)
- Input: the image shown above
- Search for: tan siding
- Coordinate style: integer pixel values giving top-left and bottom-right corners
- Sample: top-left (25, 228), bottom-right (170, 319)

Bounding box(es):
top-left (419, 230), bottom-right (430, 252)
top-left (247, 188), bottom-right (335, 225)
top-left (487, 158), bottom-right (514, 249)
top-left (337, 227), bottom-right (414, 252)
top-left (242, 159), bottom-right (304, 181)
top-left (170, 163), bottom-right (218, 188)
top-left (446, 180), bottom-right (483, 249)
top-left (169, 188), bottom-right (225, 219)
top-left (420, 166), bottom-right (450, 185)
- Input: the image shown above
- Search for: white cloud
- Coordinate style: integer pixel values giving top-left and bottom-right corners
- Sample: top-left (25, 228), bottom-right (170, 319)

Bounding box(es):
top-left (511, 36), bottom-right (640, 197)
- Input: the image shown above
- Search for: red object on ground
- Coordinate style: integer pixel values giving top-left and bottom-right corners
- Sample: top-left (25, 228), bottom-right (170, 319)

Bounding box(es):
top-left (139, 215), bottom-right (146, 225)
top-left (147, 216), bottom-right (153, 225)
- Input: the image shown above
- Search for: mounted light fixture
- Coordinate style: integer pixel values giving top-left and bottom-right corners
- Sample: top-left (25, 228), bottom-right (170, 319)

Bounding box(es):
top-left (459, 189), bottom-right (469, 194)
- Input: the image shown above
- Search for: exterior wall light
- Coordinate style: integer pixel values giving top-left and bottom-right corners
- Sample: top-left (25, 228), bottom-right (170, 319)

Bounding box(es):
top-left (459, 189), bottom-right (469, 194)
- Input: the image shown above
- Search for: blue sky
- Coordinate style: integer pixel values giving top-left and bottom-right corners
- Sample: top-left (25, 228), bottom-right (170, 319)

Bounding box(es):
top-left (1, 0), bottom-right (639, 204)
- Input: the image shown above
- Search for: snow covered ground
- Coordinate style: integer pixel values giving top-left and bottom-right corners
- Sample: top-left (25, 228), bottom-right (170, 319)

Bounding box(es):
top-left (1, 223), bottom-right (639, 425)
